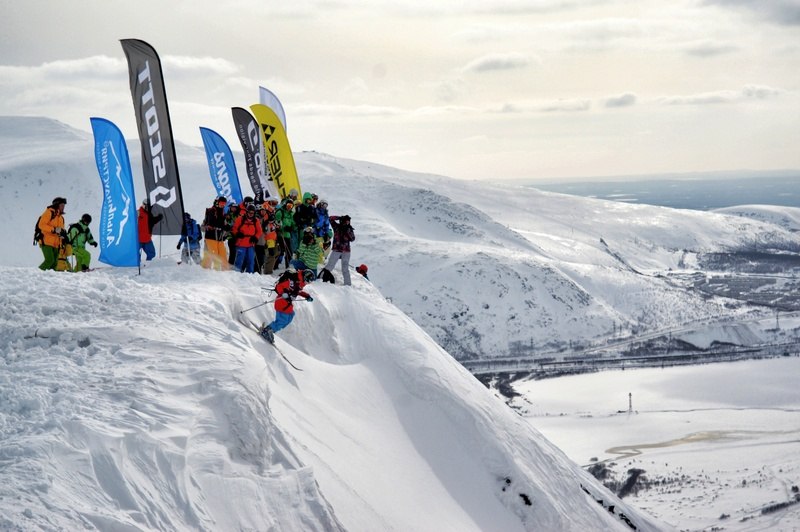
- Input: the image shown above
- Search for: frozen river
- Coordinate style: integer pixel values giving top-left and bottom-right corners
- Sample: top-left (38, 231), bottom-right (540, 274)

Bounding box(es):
top-left (517, 356), bottom-right (800, 531)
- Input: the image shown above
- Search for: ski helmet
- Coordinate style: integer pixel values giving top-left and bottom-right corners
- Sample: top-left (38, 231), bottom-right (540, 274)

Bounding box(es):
top-left (81, 213), bottom-right (92, 225)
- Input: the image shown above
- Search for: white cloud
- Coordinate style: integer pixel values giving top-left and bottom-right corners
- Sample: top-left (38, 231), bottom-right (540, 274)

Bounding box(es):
top-left (661, 85), bottom-right (784, 105)
top-left (496, 98), bottom-right (592, 113)
top-left (604, 93), bottom-right (637, 108)
top-left (461, 52), bottom-right (531, 73)
top-left (682, 40), bottom-right (740, 58)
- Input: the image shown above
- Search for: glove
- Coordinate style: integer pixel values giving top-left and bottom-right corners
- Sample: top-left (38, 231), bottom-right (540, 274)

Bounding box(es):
top-left (282, 293), bottom-right (291, 299)
top-left (306, 296), bottom-right (313, 302)
top-left (249, 236), bottom-right (257, 244)
top-left (90, 242), bottom-right (98, 248)
top-left (54, 227), bottom-right (63, 235)
top-left (176, 244), bottom-right (181, 250)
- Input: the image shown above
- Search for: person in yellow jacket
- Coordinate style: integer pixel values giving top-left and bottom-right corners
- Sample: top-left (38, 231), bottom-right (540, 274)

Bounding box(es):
top-left (37, 197), bottom-right (67, 271)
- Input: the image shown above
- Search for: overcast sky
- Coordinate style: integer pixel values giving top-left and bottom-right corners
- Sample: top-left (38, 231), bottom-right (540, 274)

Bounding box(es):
top-left (1, 0), bottom-right (799, 181)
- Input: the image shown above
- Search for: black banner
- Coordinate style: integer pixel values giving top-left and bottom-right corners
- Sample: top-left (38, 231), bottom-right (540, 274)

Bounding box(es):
top-left (121, 39), bottom-right (184, 234)
top-left (232, 106), bottom-right (271, 202)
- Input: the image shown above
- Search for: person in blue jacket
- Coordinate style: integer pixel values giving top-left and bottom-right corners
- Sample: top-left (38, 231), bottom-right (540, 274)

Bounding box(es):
top-left (177, 212), bottom-right (203, 264)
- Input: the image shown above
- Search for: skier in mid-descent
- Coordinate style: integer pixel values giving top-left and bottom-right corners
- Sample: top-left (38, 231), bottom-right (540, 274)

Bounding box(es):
top-left (260, 267), bottom-right (313, 343)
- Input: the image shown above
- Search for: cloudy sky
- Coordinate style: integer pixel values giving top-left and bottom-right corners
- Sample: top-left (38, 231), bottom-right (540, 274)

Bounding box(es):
top-left (1, 0), bottom-right (799, 181)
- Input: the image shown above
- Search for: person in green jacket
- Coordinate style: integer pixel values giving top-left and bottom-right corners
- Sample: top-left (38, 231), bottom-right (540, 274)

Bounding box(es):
top-left (290, 227), bottom-right (324, 279)
top-left (68, 213), bottom-right (98, 272)
top-left (275, 198), bottom-right (297, 266)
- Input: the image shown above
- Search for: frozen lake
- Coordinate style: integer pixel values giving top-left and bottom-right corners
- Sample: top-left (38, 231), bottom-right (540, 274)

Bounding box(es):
top-left (517, 356), bottom-right (800, 530)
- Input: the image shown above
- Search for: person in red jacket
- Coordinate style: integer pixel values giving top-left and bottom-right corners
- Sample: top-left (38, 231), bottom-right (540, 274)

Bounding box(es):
top-left (138, 199), bottom-right (163, 261)
top-left (231, 204), bottom-right (263, 273)
top-left (260, 268), bottom-right (313, 343)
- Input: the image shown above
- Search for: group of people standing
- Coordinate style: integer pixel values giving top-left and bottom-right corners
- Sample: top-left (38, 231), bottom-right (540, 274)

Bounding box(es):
top-left (37, 191), bottom-right (365, 344)
top-left (36, 190), bottom-right (363, 288)
top-left (199, 190), bottom-right (357, 285)
top-left (36, 197), bottom-right (98, 272)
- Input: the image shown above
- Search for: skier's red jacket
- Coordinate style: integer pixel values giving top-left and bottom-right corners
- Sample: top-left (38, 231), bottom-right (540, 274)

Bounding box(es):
top-left (273, 272), bottom-right (309, 314)
top-left (231, 213), bottom-right (263, 248)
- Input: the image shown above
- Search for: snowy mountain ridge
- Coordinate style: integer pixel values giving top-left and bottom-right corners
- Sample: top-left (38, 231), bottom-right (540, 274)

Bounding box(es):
top-left (3, 116), bottom-right (799, 360)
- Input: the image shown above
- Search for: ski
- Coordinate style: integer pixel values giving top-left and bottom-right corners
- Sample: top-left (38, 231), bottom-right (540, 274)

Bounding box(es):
top-left (239, 316), bottom-right (303, 371)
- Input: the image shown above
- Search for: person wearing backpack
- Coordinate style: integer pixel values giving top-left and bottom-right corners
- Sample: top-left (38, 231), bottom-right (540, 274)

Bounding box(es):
top-left (291, 227), bottom-right (324, 280)
top-left (320, 215), bottom-right (355, 285)
top-left (37, 197), bottom-right (67, 271)
top-left (201, 196), bottom-right (230, 270)
top-left (259, 267), bottom-right (313, 343)
top-left (231, 204), bottom-right (263, 273)
top-left (176, 212), bottom-right (203, 265)
top-left (68, 213), bottom-right (98, 272)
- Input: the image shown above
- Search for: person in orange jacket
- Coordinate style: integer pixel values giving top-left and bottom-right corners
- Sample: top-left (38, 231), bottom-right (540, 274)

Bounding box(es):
top-left (37, 197), bottom-right (67, 270)
top-left (259, 268), bottom-right (312, 343)
top-left (262, 196), bottom-right (280, 274)
top-left (231, 204), bottom-right (263, 273)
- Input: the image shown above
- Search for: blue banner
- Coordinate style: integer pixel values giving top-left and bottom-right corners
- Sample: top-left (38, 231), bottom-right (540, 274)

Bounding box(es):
top-left (199, 127), bottom-right (243, 205)
top-left (90, 117), bottom-right (140, 267)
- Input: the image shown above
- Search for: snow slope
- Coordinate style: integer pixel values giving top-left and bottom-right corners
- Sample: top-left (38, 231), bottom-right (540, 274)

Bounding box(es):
top-left (0, 263), bottom-right (662, 531)
top-left (3, 117), bottom-right (799, 361)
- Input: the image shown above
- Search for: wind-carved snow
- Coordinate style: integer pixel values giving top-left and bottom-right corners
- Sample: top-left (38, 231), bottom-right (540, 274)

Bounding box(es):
top-left (0, 265), bottom-right (662, 531)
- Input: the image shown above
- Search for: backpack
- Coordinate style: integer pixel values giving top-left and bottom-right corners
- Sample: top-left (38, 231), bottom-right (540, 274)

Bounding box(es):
top-left (320, 268), bottom-right (335, 284)
top-left (277, 269), bottom-right (296, 284)
top-left (33, 216), bottom-right (43, 245)
top-left (67, 222), bottom-right (85, 245)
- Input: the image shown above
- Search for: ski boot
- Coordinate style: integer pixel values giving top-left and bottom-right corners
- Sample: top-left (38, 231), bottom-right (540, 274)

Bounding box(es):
top-left (259, 323), bottom-right (275, 344)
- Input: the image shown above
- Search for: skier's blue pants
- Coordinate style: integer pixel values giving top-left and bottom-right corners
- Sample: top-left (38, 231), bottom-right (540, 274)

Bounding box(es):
top-left (269, 310), bottom-right (294, 333)
top-left (235, 246), bottom-right (256, 273)
top-left (140, 241), bottom-right (156, 261)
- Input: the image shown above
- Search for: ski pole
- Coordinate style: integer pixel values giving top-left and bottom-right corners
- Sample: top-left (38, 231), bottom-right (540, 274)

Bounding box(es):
top-left (240, 300), bottom-right (271, 314)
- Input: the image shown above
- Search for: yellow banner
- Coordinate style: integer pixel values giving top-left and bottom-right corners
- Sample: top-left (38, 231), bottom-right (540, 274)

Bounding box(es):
top-left (250, 104), bottom-right (301, 200)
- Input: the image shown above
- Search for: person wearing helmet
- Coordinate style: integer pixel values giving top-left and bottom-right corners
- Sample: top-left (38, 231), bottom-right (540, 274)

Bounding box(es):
top-left (293, 191), bottom-right (318, 236)
top-left (274, 198), bottom-right (297, 267)
top-left (225, 203), bottom-right (241, 267)
top-left (37, 197), bottom-right (67, 270)
top-left (259, 267), bottom-right (312, 343)
top-left (320, 214), bottom-right (355, 285)
top-left (68, 213), bottom-right (98, 272)
top-left (355, 264), bottom-right (369, 280)
top-left (231, 204), bottom-right (263, 273)
top-left (138, 198), bottom-right (163, 261)
top-left (177, 212), bottom-right (203, 265)
top-left (261, 197), bottom-right (281, 274)
top-left (314, 199), bottom-right (332, 251)
top-left (290, 227), bottom-right (324, 280)
top-left (201, 196), bottom-right (230, 270)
